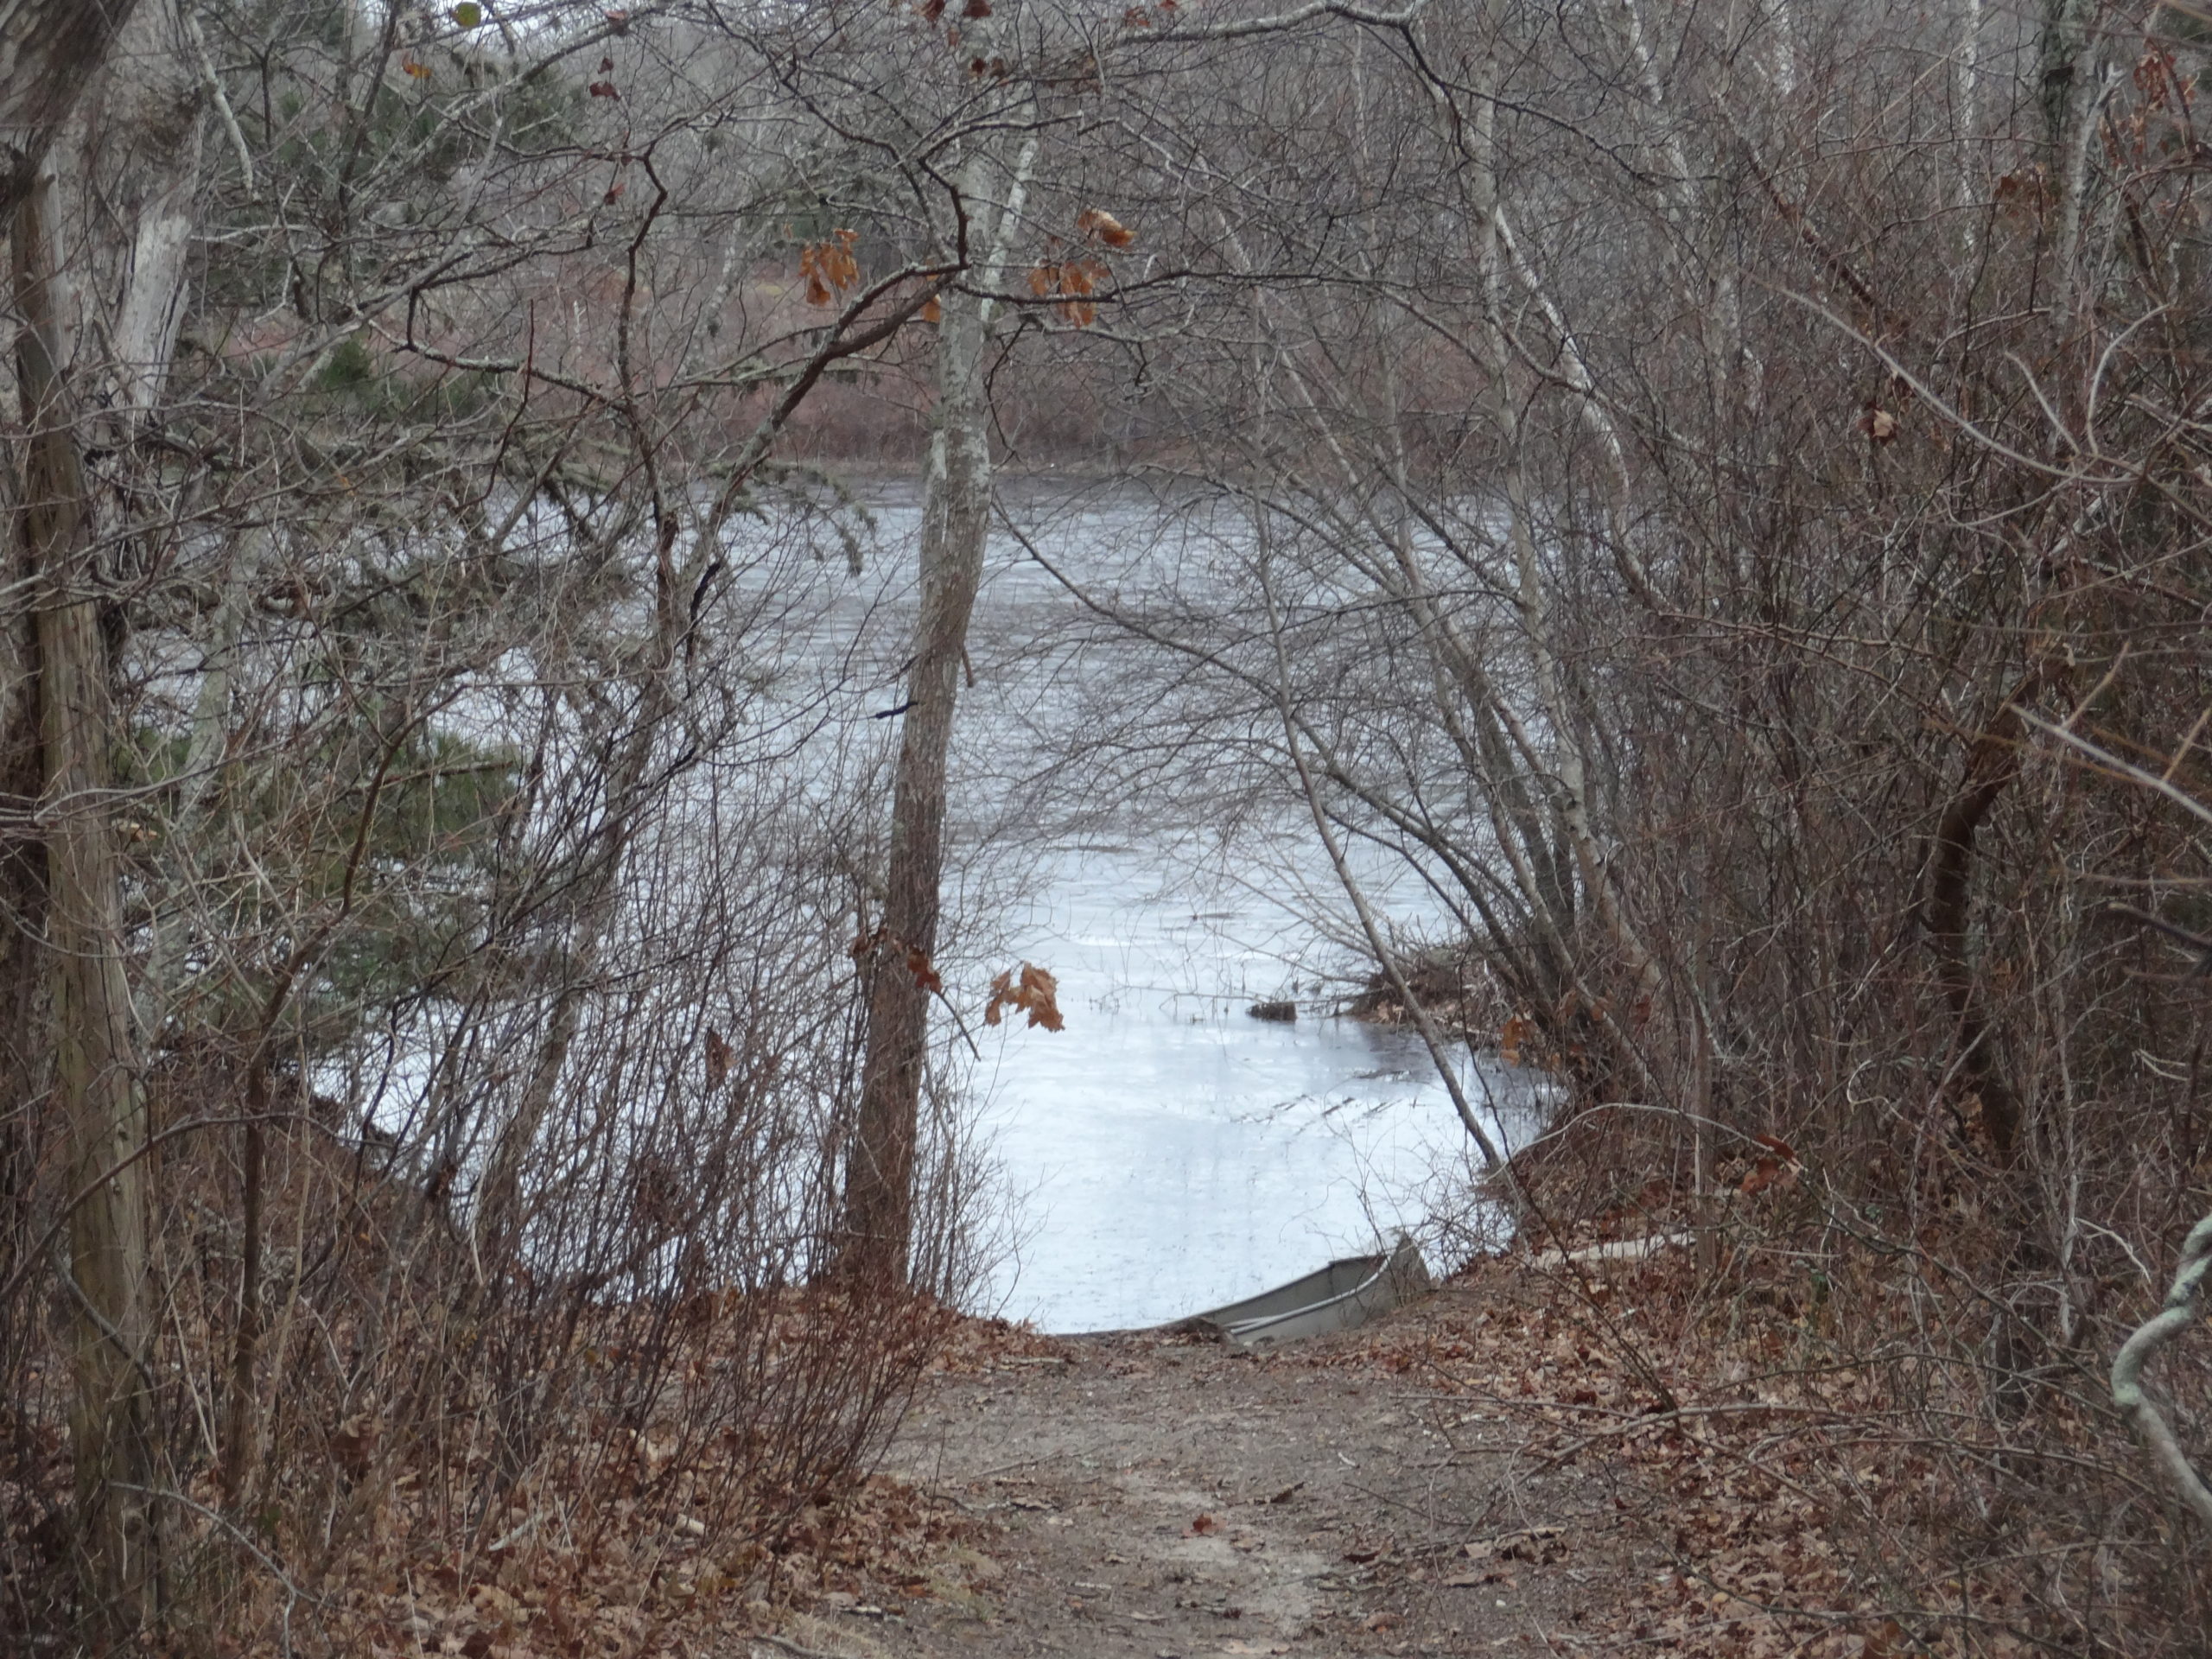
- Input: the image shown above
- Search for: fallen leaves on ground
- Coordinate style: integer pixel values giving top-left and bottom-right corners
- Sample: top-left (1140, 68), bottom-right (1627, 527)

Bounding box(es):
top-left (1290, 1223), bottom-right (2172, 1657)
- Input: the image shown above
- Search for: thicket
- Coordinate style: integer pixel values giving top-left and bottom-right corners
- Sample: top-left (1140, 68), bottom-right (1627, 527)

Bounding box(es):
top-left (1031, 0), bottom-right (2212, 1648)
top-left (5, 0), bottom-right (2212, 1652)
top-left (3, 0), bottom-right (994, 1649)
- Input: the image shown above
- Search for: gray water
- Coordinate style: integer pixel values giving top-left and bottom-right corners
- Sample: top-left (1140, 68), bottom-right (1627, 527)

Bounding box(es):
top-left (887, 481), bottom-right (1535, 1332)
top-left (969, 839), bottom-right (1527, 1332)
top-left (334, 480), bottom-right (1538, 1332)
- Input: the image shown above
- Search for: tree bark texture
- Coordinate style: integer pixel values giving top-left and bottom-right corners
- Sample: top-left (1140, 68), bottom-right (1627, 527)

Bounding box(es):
top-left (1923, 666), bottom-right (2062, 1162)
top-left (15, 176), bottom-right (161, 1642)
top-left (841, 283), bottom-right (992, 1287)
top-left (0, 0), bottom-right (144, 216)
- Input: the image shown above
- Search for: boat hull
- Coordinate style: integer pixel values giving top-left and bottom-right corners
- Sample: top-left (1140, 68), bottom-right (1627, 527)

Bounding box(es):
top-left (1187, 1235), bottom-right (1430, 1349)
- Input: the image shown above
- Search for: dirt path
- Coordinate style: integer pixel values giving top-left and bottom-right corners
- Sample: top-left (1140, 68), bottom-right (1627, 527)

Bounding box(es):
top-left (785, 1291), bottom-right (1617, 1659)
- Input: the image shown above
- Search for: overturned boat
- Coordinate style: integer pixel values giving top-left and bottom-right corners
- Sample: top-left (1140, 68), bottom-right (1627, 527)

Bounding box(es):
top-left (1183, 1235), bottom-right (1431, 1349)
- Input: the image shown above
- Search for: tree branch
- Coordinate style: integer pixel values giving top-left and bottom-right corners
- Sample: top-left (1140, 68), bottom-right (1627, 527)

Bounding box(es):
top-left (2111, 1213), bottom-right (2212, 1527)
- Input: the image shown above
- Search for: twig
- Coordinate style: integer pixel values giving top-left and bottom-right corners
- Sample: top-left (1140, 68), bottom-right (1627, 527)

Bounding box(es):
top-left (1535, 1402), bottom-right (1850, 1471)
top-left (749, 1633), bottom-right (855, 1659)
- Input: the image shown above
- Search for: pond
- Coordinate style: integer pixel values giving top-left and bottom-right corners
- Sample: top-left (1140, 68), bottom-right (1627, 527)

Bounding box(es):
top-left (849, 479), bottom-right (1541, 1332)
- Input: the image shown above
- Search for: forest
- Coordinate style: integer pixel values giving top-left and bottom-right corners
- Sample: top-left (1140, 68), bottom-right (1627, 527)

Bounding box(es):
top-left (3, 0), bottom-right (2210, 1650)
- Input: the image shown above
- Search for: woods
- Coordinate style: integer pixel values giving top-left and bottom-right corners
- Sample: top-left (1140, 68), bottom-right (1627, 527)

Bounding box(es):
top-left (3, 0), bottom-right (2211, 1651)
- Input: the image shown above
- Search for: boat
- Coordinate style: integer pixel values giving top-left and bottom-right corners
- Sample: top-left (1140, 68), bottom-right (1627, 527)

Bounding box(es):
top-left (1183, 1235), bottom-right (1431, 1349)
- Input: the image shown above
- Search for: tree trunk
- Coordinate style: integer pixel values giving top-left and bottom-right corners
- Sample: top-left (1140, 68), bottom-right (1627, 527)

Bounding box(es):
top-left (840, 280), bottom-right (993, 1287)
top-left (1923, 668), bottom-right (2060, 1163)
top-left (0, 0), bottom-right (146, 216)
top-left (15, 175), bottom-right (161, 1645)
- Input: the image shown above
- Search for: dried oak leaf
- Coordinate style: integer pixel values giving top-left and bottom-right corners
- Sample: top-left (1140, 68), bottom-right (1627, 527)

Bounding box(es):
top-left (1077, 207), bottom-right (1135, 247)
top-left (1499, 1013), bottom-right (1536, 1066)
top-left (984, 963), bottom-right (1065, 1031)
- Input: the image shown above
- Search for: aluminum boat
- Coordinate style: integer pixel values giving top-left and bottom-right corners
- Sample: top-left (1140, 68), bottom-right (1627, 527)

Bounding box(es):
top-left (1185, 1234), bottom-right (1431, 1349)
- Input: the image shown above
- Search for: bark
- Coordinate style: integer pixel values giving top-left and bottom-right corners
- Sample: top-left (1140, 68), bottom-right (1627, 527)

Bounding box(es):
top-left (0, 0), bottom-right (144, 216)
top-left (841, 116), bottom-right (1035, 1285)
top-left (218, 1060), bottom-right (265, 1503)
top-left (1923, 669), bottom-right (2059, 1161)
top-left (16, 175), bottom-right (161, 1643)
top-left (840, 279), bottom-right (993, 1286)
top-left (0, 327), bottom-right (49, 1487)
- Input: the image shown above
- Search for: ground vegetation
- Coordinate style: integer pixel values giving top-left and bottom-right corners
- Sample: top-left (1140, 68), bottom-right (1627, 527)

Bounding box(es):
top-left (3, 0), bottom-right (2211, 1652)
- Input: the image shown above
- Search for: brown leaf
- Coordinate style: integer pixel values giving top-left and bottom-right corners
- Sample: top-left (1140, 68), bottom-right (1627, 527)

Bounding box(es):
top-left (1993, 166), bottom-right (2050, 221)
top-left (799, 232), bottom-right (860, 306)
top-left (330, 1413), bottom-right (378, 1478)
top-left (1499, 1013), bottom-right (1536, 1066)
top-left (1189, 1512), bottom-right (1219, 1534)
top-left (984, 962), bottom-right (1065, 1031)
top-left (906, 945), bottom-right (944, 995)
top-left (1077, 207), bottom-right (1135, 247)
top-left (704, 1027), bottom-right (733, 1090)
top-left (1018, 963), bottom-right (1063, 1029)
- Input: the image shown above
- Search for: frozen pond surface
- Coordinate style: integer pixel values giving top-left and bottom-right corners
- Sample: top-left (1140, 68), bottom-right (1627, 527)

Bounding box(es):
top-left (837, 480), bottom-right (1536, 1333)
top-left (969, 841), bottom-right (1527, 1332)
top-left (327, 479), bottom-right (1538, 1332)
